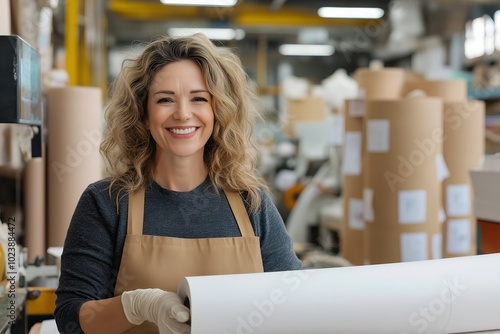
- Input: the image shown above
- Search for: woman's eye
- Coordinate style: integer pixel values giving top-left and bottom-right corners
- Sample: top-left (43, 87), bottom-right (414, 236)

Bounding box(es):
top-left (192, 97), bottom-right (208, 102)
top-left (157, 97), bottom-right (173, 103)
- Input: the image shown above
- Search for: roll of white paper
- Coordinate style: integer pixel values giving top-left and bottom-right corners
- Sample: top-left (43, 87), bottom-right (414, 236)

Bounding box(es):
top-left (178, 253), bottom-right (500, 334)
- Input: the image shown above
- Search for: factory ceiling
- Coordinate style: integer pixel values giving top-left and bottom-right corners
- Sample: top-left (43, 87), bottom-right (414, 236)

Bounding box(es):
top-left (106, 0), bottom-right (392, 45)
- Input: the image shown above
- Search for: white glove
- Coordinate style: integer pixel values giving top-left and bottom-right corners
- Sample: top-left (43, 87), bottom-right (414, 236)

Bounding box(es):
top-left (121, 288), bottom-right (191, 334)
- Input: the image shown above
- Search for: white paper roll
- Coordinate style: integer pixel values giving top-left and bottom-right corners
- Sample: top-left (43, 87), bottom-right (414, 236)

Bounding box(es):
top-left (178, 253), bottom-right (500, 334)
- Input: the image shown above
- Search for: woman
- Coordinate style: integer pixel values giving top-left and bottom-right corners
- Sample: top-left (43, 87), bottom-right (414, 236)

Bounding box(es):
top-left (54, 33), bottom-right (302, 334)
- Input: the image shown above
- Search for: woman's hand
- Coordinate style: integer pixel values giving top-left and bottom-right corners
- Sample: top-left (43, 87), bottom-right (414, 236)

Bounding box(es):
top-left (121, 288), bottom-right (191, 334)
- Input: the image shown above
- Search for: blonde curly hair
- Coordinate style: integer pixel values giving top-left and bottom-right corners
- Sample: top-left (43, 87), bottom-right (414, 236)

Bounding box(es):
top-left (100, 33), bottom-right (267, 211)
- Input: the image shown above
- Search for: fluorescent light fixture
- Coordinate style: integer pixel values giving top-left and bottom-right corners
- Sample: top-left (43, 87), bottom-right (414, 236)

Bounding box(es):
top-left (279, 44), bottom-right (334, 56)
top-left (168, 28), bottom-right (245, 40)
top-left (318, 7), bottom-right (384, 19)
top-left (160, 0), bottom-right (237, 6)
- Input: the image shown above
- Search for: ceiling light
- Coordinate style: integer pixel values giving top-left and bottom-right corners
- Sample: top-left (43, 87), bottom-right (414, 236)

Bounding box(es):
top-left (279, 44), bottom-right (335, 56)
top-left (160, 0), bottom-right (237, 6)
top-left (318, 7), bottom-right (384, 19)
top-left (168, 28), bottom-right (245, 40)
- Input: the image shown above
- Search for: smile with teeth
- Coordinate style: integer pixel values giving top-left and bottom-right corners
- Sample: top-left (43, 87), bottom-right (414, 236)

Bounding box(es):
top-left (168, 127), bottom-right (197, 135)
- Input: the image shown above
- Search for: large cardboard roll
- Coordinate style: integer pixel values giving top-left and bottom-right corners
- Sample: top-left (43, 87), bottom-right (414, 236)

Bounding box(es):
top-left (340, 100), bottom-right (365, 265)
top-left (363, 97), bottom-right (443, 264)
top-left (23, 156), bottom-right (46, 264)
top-left (442, 100), bottom-right (485, 257)
top-left (355, 68), bottom-right (406, 100)
top-left (47, 86), bottom-right (103, 247)
top-left (402, 79), bottom-right (468, 103)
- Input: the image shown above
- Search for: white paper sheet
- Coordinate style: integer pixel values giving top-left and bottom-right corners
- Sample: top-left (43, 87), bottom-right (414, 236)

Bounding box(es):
top-left (178, 253), bottom-right (500, 334)
top-left (348, 99), bottom-right (365, 117)
top-left (446, 219), bottom-right (471, 254)
top-left (401, 232), bottom-right (428, 262)
top-left (367, 119), bottom-right (390, 153)
top-left (398, 189), bottom-right (427, 224)
top-left (439, 207), bottom-right (446, 224)
top-left (329, 114), bottom-right (344, 146)
top-left (348, 198), bottom-right (364, 230)
top-left (342, 131), bottom-right (362, 176)
top-left (363, 188), bottom-right (374, 222)
top-left (436, 154), bottom-right (450, 182)
top-left (446, 184), bottom-right (471, 217)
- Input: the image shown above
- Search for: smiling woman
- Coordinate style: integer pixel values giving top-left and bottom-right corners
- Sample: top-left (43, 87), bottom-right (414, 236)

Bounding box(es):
top-left (54, 33), bottom-right (302, 334)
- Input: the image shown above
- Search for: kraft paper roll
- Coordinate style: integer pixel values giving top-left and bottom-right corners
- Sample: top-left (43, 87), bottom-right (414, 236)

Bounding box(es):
top-left (0, 0), bottom-right (10, 34)
top-left (47, 86), bottom-right (103, 247)
top-left (363, 97), bottom-right (443, 264)
top-left (442, 100), bottom-right (485, 258)
top-left (355, 68), bottom-right (406, 100)
top-left (402, 79), bottom-right (468, 103)
top-left (178, 253), bottom-right (500, 334)
top-left (340, 100), bottom-right (365, 265)
top-left (23, 156), bottom-right (46, 264)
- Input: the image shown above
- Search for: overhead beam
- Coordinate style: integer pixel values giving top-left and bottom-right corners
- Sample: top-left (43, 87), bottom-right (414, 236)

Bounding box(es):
top-left (236, 4), bottom-right (383, 27)
top-left (108, 0), bottom-right (384, 27)
top-left (108, 0), bottom-right (232, 21)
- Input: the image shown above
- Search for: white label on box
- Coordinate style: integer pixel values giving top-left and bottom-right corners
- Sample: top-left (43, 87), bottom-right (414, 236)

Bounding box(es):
top-left (342, 131), bottom-right (362, 176)
top-left (446, 219), bottom-right (471, 254)
top-left (363, 188), bottom-right (374, 222)
top-left (348, 198), bottom-right (365, 230)
top-left (432, 234), bottom-right (442, 259)
top-left (348, 99), bottom-right (366, 117)
top-left (330, 114), bottom-right (344, 146)
top-left (401, 232), bottom-right (428, 262)
top-left (398, 189), bottom-right (427, 224)
top-left (438, 207), bottom-right (446, 224)
top-left (436, 154), bottom-right (450, 182)
top-left (446, 184), bottom-right (471, 217)
top-left (367, 119), bottom-right (390, 153)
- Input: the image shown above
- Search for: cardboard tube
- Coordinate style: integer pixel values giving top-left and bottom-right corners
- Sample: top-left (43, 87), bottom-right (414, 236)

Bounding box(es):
top-left (355, 68), bottom-right (406, 100)
top-left (0, 0), bottom-right (11, 34)
top-left (402, 79), bottom-right (468, 103)
top-left (363, 97), bottom-right (443, 264)
top-left (47, 86), bottom-right (103, 247)
top-left (23, 156), bottom-right (46, 264)
top-left (442, 100), bottom-right (485, 257)
top-left (340, 100), bottom-right (364, 265)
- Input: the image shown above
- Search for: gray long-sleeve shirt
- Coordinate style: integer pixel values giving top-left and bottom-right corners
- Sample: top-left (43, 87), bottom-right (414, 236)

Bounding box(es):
top-left (54, 177), bottom-right (302, 333)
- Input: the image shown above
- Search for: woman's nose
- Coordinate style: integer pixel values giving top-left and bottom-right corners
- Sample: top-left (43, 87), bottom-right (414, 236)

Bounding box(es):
top-left (173, 100), bottom-right (192, 120)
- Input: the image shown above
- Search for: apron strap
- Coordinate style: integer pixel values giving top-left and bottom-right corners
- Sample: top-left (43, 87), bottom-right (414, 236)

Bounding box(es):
top-left (127, 188), bottom-right (145, 235)
top-left (126, 187), bottom-right (254, 237)
top-left (224, 190), bottom-right (256, 238)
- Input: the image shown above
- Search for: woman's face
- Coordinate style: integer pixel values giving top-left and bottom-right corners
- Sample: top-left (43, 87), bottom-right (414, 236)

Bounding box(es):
top-left (147, 59), bottom-right (214, 161)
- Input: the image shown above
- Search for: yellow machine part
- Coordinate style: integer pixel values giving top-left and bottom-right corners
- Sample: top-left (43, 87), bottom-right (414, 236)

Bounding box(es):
top-left (27, 287), bottom-right (56, 316)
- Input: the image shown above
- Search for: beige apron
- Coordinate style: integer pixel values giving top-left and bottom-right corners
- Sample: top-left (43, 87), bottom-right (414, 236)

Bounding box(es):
top-left (114, 188), bottom-right (264, 333)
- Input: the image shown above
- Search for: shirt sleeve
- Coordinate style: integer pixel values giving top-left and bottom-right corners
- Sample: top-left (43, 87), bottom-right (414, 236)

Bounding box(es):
top-left (54, 182), bottom-right (120, 334)
top-left (251, 190), bottom-right (303, 272)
